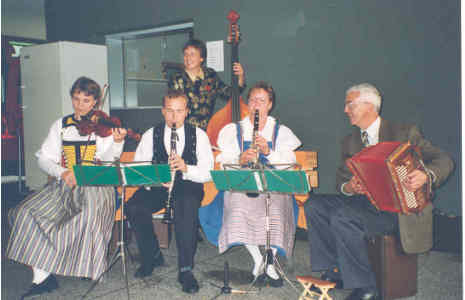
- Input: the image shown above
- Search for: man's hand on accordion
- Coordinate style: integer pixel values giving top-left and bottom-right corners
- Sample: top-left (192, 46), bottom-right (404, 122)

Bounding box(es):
top-left (403, 169), bottom-right (428, 192)
top-left (344, 176), bottom-right (368, 195)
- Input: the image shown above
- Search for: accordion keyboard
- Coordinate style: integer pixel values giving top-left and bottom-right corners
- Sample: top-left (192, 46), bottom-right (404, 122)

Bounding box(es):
top-left (395, 165), bottom-right (418, 208)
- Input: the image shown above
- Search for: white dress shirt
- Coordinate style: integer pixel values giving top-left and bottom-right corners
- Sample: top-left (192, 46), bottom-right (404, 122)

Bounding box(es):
top-left (134, 124), bottom-right (214, 183)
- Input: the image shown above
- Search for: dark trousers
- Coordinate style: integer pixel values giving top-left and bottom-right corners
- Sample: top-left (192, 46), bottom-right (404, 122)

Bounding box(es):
top-left (304, 194), bottom-right (397, 289)
top-left (126, 181), bottom-right (203, 273)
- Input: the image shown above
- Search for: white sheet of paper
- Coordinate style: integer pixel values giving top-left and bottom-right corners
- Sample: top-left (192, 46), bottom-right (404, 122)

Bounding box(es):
top-left (206, 40), bottom-right (224, 72)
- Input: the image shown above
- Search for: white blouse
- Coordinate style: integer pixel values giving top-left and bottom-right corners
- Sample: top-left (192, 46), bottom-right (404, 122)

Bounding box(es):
top-left (35, 118), bottom-right (125, 179)
top-left (216, 116), bottom-right (301, 168)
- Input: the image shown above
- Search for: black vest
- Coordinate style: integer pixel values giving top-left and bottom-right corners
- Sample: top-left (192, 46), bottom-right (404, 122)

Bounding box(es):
top-left (152, 123), bottom-right (198, 180)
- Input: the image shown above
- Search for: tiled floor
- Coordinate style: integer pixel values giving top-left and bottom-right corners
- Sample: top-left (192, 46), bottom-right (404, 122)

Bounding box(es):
top-left (1, 183), bottom-right (462, 300)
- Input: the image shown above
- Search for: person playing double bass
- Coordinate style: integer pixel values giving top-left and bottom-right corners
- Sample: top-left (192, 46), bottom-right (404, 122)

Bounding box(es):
top-left (168, 38), bottom-right (245, 131)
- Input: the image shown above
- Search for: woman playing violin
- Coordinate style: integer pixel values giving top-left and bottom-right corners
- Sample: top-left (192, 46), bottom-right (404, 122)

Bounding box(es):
top-left (168, 39), bottom-right (245, 130)
top-left (7, 76), bottom-right (127, 298)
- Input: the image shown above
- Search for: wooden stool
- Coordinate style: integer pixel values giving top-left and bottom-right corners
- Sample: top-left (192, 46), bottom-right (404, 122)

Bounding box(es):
top-left (296, 275), bottom-right (336, 300)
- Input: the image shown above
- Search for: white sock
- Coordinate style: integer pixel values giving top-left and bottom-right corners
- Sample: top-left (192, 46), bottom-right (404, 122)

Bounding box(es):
top-left (245, 244), bottom-right (263, 276)
top-left (32, 267), bottom-right (51, 284)
top-left (266, 248), bottom-right (279, 279)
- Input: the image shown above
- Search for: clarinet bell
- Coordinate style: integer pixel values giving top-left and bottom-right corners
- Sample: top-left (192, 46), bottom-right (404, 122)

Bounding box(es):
top-left (162, 209), bottom-right (174, 224)
top-left (246, 192), bottom-right (259, 198)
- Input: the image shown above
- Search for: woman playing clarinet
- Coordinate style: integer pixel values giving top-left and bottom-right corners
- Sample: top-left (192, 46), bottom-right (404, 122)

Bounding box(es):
top-left (215, 81), bottom-right (301, 286)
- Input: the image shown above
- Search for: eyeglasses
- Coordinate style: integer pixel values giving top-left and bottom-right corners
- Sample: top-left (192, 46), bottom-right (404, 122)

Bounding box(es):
top-left (345, 99), bottom-right (369, 110)
top-left (249, 97), bottom-right (268, 105)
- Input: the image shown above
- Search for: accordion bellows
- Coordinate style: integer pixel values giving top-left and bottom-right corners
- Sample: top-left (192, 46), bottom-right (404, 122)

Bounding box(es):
top-left (346, 141), bottom-right (431, 214)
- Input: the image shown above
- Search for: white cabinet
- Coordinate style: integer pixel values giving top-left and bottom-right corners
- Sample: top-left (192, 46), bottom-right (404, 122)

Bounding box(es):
top-left (20, 41), bottom-right (108, 189)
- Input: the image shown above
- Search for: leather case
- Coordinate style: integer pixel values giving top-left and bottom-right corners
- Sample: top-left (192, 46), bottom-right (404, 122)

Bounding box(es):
top-left (366, 234), bottom-right (417, 300)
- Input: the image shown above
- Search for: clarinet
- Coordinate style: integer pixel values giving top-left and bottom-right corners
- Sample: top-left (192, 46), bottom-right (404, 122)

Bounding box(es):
top-left (249, 109), bottom-right (260, 169)
top-left (246, 110), bottom-right (260, 198)
top-left (162, 125), bottom-right (177, 224)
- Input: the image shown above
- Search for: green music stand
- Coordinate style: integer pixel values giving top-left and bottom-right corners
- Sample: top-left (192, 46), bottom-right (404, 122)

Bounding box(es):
top-left (75, 161), bottom-right (171, 300)
top-left (211, 163), bottom-right (310, 289)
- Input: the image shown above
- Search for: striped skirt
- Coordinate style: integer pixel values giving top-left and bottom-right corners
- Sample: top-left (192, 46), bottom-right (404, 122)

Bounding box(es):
top-left (218, 191), bottom-right (295, 257)
top-left (6, 180), bottom-right (115, 280)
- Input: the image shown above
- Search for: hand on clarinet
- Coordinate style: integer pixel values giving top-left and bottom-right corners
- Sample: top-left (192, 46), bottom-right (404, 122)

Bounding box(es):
top-left (239, 148), bottom-right (258, 165)
top-left (61, 170), bottom-right (77, 188)
top-left (169, 153), bottom-right (187, 173)
top-left (255, 135), bottom-right (270, 156)
top-left (403, 169), bottom-right (428, 192)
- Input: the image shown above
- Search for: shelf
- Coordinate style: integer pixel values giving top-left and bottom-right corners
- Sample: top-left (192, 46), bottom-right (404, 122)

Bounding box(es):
top-left (126, 77), bottom-right (168, 83)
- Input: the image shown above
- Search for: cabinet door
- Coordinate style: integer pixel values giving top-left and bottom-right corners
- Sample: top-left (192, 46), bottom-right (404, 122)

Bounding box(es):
top-left (106, 23), bottom-right (192, 109)
top-left (21, 43), bottom-right (63, 189)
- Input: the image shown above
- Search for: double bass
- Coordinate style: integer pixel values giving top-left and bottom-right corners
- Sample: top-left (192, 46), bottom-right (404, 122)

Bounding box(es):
top-left (206, 10), bottom-right (248, 147)
top-left (203, 10), bottom-right (249, 205)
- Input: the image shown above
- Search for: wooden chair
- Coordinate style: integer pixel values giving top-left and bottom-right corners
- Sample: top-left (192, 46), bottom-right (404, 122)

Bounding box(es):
top-left (202, 150), bottom-right (318, 229)
top-left (294, 150), bottom-right (318, 229)
top-left (296, 275), bottom-right (336, 300)
top-left (112, 152), bottom-right (171, 250)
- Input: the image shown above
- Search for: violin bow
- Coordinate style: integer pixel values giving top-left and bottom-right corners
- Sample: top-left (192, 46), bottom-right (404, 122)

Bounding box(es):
top-left (98, 83), bottom-right (109, 110)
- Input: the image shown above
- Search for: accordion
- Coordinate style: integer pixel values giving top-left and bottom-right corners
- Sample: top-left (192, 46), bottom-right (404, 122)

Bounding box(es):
top-left (346, 141), bottom-right (431, 214)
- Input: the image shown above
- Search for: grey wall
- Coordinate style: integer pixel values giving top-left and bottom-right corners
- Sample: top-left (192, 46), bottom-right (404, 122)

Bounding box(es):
top-left (45, 0), bottom-right (461, 215)
top-left (2, 0), bottom-right (46, 39)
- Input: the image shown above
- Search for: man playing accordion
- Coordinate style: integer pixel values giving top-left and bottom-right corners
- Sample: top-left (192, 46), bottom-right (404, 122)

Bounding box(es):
top-left (304, 83), bottom-right (454, 300)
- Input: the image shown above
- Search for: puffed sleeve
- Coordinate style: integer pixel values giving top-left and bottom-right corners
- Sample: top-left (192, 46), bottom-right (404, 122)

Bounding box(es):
top-left (216, 123), bottom-right (241, 165)
top-left (36, 119), bottom-right (67, 178)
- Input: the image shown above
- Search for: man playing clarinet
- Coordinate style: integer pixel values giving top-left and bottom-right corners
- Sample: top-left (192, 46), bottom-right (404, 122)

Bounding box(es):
top-left (126, 90), bottom-right (214, 294)
top-left (304, 83), bottom-right (454, 300)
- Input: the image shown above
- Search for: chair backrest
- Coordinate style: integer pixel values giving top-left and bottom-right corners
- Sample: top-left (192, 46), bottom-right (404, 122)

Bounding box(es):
top-left (295, 150), bottom-right (318, 188)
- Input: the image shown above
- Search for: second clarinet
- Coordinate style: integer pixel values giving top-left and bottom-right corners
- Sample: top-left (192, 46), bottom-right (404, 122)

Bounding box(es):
top-left (163, 125), bottom-right (178, 224)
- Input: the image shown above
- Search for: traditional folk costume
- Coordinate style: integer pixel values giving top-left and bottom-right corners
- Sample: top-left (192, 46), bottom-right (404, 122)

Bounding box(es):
top-left (126, 123), bottom-right (213, 276)
top-left (198, 116), bottom-right (300, 283)
top-left (7, 114), bottom-right (124, 280)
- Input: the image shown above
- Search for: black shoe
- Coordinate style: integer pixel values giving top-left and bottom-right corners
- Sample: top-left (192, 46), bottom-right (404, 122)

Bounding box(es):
top-left (178, 271), bottom-right (199, 294)
top-left (345, 287), bottom-right (379, 300)
top-left (321, 270), bottom-right (343, 289)
top-left (266, 274), bottom-right (283, 288)
top-left (22, 275), bottom-right (58, 298)
top-left (80, 277), bottom-right (92, 281)
top-left (134, 253), bottom-right (164, 278)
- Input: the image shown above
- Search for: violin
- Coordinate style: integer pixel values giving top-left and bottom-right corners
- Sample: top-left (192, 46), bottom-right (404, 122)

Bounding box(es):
top-left (77, 109), bottom-right (141, 141)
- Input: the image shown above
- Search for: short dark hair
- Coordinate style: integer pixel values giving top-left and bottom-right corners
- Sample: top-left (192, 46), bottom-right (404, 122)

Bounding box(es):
top-left (70, 77), bottom-right (102, 104)
top-left (183, 39), bottom-right (207, 62)
top-left (247, 81), bottom-right (276, 112)
top-left (162, 89), bottom-right (188, 107)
